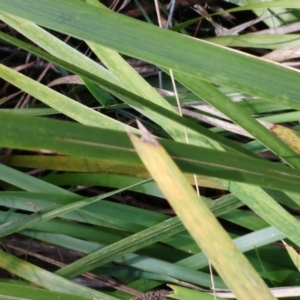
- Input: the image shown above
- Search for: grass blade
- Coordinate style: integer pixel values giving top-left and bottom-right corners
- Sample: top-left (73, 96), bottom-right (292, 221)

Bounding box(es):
top-left (128, 124), bottom-right (275, 300)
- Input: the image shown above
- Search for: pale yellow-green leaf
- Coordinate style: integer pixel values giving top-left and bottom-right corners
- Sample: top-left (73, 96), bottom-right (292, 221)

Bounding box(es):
top-left (128, 126), bottom-right (275, 300)
top-left (283, 241), bottom-right (300, 271)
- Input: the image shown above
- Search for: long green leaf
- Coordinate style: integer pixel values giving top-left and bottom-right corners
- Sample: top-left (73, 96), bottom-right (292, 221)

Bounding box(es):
top-left (0, 251), bottom-right (118, 300)
top-left (0, 62), bottom-right (247, 155)
top-left (171, 71), bottom-right (300, 168)
top-left (22, 230), bottom-right (226, 288)
top-left (54, 217), bottom-right (183, 279)
top-left (0, 282), bottom-right (93, 300)
top-left (1, 0), bottom-right (300, 110)
top-left (0, 163), bottom-right (69, 194)
top-left (207, 34), bottom-right (300, 49)
top-left (0, 181), bottom-right (147, 238)
top-left (1, 112), bottom-right (300, 194)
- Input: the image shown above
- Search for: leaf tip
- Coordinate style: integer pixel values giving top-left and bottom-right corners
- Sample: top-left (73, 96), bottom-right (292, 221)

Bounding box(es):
top-left (136, 120), bottom-right (159, 146)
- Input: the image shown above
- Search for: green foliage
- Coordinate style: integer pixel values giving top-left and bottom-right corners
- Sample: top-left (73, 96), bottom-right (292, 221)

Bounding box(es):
top-left (0, 0), bottom-right (300, 299)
